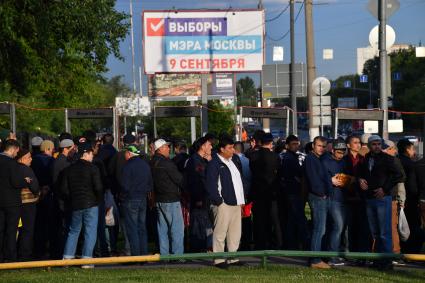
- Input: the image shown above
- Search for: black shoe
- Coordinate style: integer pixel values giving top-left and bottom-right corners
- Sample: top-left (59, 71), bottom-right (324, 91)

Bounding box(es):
top-left (228, 261), bottom-right (249, 267)
top-left (214, 262), bottom-right (229, 270)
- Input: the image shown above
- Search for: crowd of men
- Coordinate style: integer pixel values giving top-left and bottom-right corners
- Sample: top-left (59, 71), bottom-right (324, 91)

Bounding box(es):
top-left (0, 129), bottom-right (424, 270)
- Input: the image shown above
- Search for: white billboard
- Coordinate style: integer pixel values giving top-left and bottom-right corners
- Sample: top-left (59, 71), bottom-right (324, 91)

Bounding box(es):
top-left (115, 96), bottom-right (151, 117)
top-left (142, 10), bottom-right (265, 74)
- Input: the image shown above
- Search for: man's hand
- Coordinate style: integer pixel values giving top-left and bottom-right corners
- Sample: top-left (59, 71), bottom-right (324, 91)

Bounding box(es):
top-left (359, 178), bottom-right (368, 191)
top-left (374, 188), bottom-right (385, 199)
top-left (24, 177), bottom-right (32, 184)
top-left (332, 176), bottom-right (343, 187)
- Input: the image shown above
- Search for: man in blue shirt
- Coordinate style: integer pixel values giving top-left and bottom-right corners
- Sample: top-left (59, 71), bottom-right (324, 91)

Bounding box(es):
top-left (321, 140), bottom-right (348, 266)
top-left (121, 145), bottom-right (153, 256)
top-left (305, 136), bottom-right (343, 269)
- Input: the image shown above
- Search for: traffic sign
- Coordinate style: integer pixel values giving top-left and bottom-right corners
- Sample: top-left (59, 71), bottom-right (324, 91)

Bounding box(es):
top-left (416, 47), bottom-right (425, 58)
top-left (312, 106), bottom-right (331, 116)
top-left (393, 72), bottom-right (402, 81)
top-left (344, 80), bottom-right (352, 88)
top-left (312, 96), bottom-right (331, 106)
top-left (360, 75), bottom-right (368, 83)
top-left (262, 63), bottom-right (307, 98)
top-left (312, 77), bottom-right (331, 96)
top-left (313, 116), bottom-right (332, 127)
top-left (368, 0), bottom-right (400, 20)
top-left (369, 25), bottom-right (396, 52)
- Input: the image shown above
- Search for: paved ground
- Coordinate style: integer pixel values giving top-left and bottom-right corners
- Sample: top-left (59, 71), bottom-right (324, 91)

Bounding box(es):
top-left (93, 256), bottom-right (425, 271)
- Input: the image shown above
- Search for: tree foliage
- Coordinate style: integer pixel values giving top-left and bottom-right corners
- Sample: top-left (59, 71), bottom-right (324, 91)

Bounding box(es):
top-left (363, 48), bottom-right (425, 130)
top-left (237, 76), bottom-right (257, 106)
top-left (0, 0), bottom-right (129, 135)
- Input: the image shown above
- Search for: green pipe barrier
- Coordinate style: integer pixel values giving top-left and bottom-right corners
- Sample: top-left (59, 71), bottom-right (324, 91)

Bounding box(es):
top-left (159, 250), bottom-right (405, 262)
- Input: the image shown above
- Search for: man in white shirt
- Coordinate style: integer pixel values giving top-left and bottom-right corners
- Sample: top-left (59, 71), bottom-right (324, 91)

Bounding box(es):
top-left (206, 136), bottom-right (246, 269)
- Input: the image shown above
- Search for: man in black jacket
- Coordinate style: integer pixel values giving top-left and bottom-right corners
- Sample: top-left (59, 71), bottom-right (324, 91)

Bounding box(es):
top-left (359, 135), bottom-right (404, 270)
top-left (280, 134), bottom-right (308, 250)
top-left (150, 139), bottom-right (184, 255)
top-left (249, 133), bottom-right (282, 250)
top-left (60, 141), bottom-right (103, 266)
top-left (185, 137), bottom-right (213, 252)
top-left (415, 156), bottom-right (425, 246)
top-left (121, 145), bottom-right (153, 256)
top-left (0, 139), bottom-right (31, 262)
top-left (398, 139), bottom-right (422, 253)
top-left (51, 138), bottom-right (75, 259)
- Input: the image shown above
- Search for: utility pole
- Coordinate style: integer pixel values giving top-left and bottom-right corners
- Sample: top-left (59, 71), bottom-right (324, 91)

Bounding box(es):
top-left (130, 0), bottom-right (137, 94)
top-left (305, 0), bottom-right (318, 140)
top-left (290, 0), bottom-right (297, 135)
top-left (201, 74), bottom-right (208, 136)
top-left (379, 0), bottom-right (389, 139)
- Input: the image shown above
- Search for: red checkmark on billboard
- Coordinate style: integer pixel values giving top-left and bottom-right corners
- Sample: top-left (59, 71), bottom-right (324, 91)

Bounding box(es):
top-left (146, 18), bottom-right (165, 36)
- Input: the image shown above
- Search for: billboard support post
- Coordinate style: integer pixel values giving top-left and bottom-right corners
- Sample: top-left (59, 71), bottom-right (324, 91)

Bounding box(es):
top-left (239, 106), bottom-right (243, 141)
top-left (286, 107), bottom-right (290, 136)
top-left (190, 100), bottom-right (196, 144)
top-left (334, 109), bottom-right (339, 139)
top-left (153, 103), bottom-right (157, 139)
top-left (201, 74), bottom-right (209, 136)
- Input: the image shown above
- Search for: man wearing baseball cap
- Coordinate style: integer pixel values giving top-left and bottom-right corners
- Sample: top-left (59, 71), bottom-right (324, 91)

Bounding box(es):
top-left (150, 139), bottom-right (184, 256)
top-left (51, 138), bottom-right (76, 258)
top-left (31, 136), bottom-right (44, 155)
top-left (358, 135), bottom-right (404, 270)
top-left (120, 145), bottom-right (153, 256)
top-left (60, 141), bottom-right (103, 267)
top-left (320, 139), bottom-right (347, 266)
top-left (383, 140), bottom-right (407, 258)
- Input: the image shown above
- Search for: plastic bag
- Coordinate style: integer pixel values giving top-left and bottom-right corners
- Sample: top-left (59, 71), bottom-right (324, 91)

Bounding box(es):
top-left (105, 207), bottom-right (115, 227)
top-left (398, 207), bottom-right (410, 242)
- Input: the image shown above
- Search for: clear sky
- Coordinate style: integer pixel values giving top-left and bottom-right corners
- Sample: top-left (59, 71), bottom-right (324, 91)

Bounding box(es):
top-left (106, 0), bottom-right (425, 91)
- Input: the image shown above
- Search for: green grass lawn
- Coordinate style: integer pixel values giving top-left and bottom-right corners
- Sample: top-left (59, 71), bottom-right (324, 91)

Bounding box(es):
top-left (1, 265), bottom-right (425, 283)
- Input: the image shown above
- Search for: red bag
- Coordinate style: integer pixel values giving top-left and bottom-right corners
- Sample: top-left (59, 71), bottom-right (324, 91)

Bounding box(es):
top-left (242, 202), bottom-right (253, 218)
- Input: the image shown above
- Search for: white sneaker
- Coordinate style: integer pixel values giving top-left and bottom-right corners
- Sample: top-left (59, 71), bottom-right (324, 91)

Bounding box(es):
top-left (81, 265), bottom-right (95, 269)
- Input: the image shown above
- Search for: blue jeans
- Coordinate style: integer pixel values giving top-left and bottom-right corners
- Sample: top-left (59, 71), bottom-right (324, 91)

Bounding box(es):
top-left (122, 198), bottom-right (148, 256)
top-left (63, 206), bottom-right (98, 259)
top-left (156, 202), bottom-right (184, 255)
top-left (328, 200), bottom-right (345, 254)
top-left (366, 196), bottom-right (392, 253)
top-left (308, 193), bottom-right (329, 264)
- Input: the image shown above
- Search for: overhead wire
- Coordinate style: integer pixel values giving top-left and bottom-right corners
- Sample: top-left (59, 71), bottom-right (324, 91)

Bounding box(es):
top-left (266, 1), bottom-right (304, 42)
